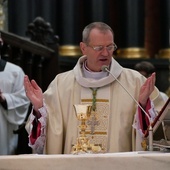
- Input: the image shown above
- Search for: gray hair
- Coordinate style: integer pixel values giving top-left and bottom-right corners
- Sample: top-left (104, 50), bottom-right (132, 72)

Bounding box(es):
top-left (82, 22), bottom-right (114, 44)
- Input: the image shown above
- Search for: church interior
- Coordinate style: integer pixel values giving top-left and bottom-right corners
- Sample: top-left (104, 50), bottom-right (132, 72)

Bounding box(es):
top-left (0, 0), bottom-right (170, 156)
top-left (0, 0), bottom-right (170, 95)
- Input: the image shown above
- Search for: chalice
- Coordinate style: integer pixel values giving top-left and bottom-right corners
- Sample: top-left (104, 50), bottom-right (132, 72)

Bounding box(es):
top-left (71, 104), bottom-right (92, 154)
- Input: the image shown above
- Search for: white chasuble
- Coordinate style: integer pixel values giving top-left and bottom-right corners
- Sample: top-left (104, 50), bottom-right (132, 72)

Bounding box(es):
top-left (80, 86), bottom-right (110, 152)
top-left (39, 56), bottom-right (164, 154)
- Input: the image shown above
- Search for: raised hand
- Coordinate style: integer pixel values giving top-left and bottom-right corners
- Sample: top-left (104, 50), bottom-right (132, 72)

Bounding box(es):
top-left (24, 75), bottom-right (43, 113)
top-left (138, 73), bottom-right (156, 108)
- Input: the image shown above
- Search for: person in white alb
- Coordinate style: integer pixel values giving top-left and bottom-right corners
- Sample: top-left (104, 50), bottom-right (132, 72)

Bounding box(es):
top-left (24, 22), bottom-right (165, 154)
top-left (0, 36), bottom-right (30, 155)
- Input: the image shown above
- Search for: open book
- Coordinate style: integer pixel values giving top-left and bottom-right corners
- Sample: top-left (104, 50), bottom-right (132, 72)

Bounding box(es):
top-left (144, 97), bottom-right (170, 138)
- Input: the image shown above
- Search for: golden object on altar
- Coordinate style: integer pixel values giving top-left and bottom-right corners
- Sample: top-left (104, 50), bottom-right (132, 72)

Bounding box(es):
top-left (141, 138), bottom-right (148, 151)
top-left (72, 104), bottom-right (103, 154)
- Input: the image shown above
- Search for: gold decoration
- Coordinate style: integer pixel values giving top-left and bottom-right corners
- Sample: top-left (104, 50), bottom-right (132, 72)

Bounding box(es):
top-left (116, 47), bottom-right (149, 59)
top-left (59, 45), bottom-right (82, 57)
top-left (141, 138), bottom-right (148, 151)
top-left (158, 48), bottom-right (170, 59)
top-left (0, 4), bottom-right (4, 30)
top-left (72, 104), bottom-right (103, 154)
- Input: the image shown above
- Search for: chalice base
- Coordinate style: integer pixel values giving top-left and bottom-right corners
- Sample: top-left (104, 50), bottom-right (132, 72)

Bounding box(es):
top-left (71, 137), bottom-right (103, 154)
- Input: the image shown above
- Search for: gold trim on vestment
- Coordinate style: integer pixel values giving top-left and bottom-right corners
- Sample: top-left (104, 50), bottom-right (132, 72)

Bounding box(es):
top-left (80, 86), bottom-right (111, 153)
top-left (84, 131), bottom-right (107, 135)
top-left (81, 99), bottom-right (109, 102)
top-left (80, 100), bottom-right (110, 152)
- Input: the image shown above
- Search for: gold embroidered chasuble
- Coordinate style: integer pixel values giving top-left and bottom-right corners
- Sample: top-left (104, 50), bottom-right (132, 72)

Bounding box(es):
top-left (80, 86), bottom-right (110, 152)
top-left (43, 56), bottom-right (164, 154)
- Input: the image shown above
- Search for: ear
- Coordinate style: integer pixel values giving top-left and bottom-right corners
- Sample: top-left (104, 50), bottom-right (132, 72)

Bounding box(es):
top-left (80, 42), bottom-right (86, 55)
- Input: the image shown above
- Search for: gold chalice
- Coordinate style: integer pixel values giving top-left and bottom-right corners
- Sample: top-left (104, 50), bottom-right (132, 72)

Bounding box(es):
top-left (72, 104), bottom-right (92, 154)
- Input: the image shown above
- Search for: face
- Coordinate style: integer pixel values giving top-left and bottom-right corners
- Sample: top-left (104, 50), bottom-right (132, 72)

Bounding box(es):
top-left (80, 28), bottom-right (115, 72)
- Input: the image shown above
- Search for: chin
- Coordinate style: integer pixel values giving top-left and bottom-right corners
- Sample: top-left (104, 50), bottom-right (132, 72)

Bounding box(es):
top-left (100, 62), bottom-right (109, 68)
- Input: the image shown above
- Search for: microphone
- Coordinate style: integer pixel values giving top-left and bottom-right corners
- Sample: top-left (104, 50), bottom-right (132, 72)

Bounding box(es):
top-left (102, 65), bottom-right (153, 151)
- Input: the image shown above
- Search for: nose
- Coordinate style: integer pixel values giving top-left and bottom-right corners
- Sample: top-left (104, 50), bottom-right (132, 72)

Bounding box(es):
top-left (101, 47), bottom-right (109, 56)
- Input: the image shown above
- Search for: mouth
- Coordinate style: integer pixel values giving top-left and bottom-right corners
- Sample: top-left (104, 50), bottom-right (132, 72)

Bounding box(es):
top-left (99, 58), bottom-right (108, 63)
top-left (99, 58), bottom-right (108, 61)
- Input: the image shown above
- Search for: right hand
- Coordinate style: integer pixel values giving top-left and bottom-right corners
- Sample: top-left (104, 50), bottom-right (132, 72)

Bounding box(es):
top-left (138, 72), bottom-right (156, 108)
top-left (24, 75), bottom-right (43, 113)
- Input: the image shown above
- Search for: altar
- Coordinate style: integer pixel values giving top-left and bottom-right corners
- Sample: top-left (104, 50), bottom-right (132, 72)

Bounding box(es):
top-left (0, 151), bottom-right (170, 170)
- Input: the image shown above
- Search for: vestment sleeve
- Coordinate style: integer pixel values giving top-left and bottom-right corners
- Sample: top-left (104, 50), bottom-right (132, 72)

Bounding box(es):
top-left (132, 98), bottom-right (158, 151)
top-left (133, 98), bottom-right (157, 136)
top-left (25, 105), bottom-right (47, 154)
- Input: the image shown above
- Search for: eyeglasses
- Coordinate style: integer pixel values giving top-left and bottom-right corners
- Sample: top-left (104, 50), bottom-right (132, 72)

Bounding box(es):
top-left (87, 43), bottom-right (117, 52)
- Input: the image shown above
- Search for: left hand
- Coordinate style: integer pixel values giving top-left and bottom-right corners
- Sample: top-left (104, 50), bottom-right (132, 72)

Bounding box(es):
top-left (138, 73), bottom-right (156, 108)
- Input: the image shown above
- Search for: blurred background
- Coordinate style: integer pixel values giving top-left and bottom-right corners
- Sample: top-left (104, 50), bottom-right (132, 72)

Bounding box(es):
top-left (0, 0), bottom-right (170, 95)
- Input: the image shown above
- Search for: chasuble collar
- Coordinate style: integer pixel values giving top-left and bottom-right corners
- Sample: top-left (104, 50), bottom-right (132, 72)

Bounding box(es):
top-left (73, 56), bottom-right (123, 88)
top-left (82, 60), bottom-right (109, 80)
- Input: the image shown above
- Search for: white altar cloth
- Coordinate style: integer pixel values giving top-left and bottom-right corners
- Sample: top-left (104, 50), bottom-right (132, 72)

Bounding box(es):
top-left (0, 151), bottom-right (170, 170)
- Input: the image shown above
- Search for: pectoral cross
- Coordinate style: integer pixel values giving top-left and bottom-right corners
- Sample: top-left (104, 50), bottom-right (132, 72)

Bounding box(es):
top-left (88, 88), bottom-right (100, 134)
top-left (87, 113), bottom-right (99, 134)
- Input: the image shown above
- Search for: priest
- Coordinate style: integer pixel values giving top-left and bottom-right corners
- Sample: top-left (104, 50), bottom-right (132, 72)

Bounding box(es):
top-left (24, 22), bottom-right (165, 154)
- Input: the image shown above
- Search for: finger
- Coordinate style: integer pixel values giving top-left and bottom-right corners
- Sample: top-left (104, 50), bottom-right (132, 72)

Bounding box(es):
top-left (148, 73), bottom-right (155, 92)
top-left (31, 80), bottom-right (42, 91)
top-left (24, 76), bottom-right (29, 88)
top-left (24, 75), bottom-right (34, 94)
top-left (24, 75), bottom-right (31, 87)
top-left (151, 72), bottom-right (156, 86)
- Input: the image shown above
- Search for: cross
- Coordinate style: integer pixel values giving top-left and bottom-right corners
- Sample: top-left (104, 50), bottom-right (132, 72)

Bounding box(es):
top-left (87, 115), bottom-right (99, 134)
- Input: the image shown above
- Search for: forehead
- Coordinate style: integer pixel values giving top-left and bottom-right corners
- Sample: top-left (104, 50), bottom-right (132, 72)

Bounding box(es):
top-left (89, 29), bottom-right (114, 44)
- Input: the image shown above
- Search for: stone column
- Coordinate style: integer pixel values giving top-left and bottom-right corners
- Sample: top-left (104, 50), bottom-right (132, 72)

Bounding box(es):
top-left (158, 0), bottom-right (170, 59)
top-left (59, 0), bottom-right (110, 58)
top-left (59, 0), bottom-right (82, 58)
top-left (145, 0), bottom-right (161, 58)
top-left (87, 0), bottom-right (109, 22)
top-left (116, 0), bottom-right (148, 58)
top-left (157, 0), bottom-right (170, 96)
